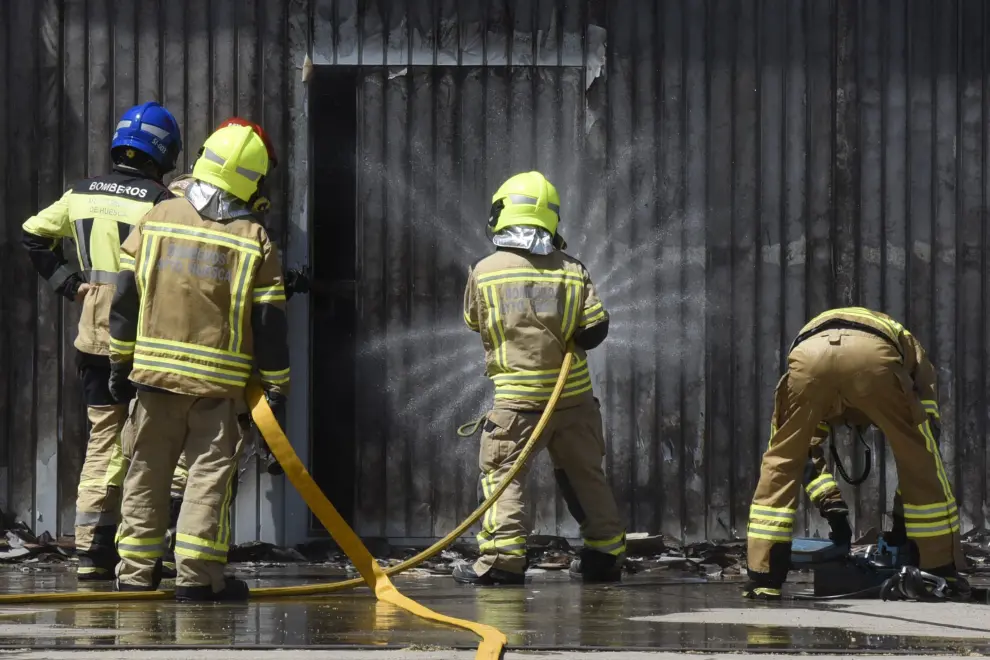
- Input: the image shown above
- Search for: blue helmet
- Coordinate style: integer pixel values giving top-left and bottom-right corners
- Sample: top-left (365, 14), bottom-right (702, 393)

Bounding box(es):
top-left (111, 101), bottom-right (183, 174)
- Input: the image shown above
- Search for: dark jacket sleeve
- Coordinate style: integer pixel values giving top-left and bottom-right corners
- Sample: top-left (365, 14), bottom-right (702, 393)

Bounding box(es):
top-left (108, 223), bottom-right (144, 363)
top-left (251, 228), bottom-right (290, 397)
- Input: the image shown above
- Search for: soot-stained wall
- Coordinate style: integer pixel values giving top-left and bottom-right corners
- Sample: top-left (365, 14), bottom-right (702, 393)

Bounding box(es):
top-left (1, 0), bottom-right (988, 545)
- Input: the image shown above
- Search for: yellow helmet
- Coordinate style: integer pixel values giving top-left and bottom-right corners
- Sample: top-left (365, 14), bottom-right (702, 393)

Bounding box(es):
top-left (488, 171), bottom-right (561, 236)
top-left (192, 124), bottom-right (270, 202)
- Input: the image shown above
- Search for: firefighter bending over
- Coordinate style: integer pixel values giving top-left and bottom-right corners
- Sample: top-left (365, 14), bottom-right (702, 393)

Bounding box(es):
top-left (745, 307), bottom-right (966, 600)
top-left (109, 123), bottom-right (289, 601)
top-left (454, 171), bottom-right (626, 586)
top-left (20, 102), bottom-right (187, 580)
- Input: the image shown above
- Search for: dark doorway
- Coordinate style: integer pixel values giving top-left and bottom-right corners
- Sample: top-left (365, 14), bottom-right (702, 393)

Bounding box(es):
top-left (310, 67), bottom-right (358, 531)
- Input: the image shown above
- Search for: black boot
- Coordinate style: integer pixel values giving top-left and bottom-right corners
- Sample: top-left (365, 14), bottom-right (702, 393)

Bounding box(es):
top-left (452, 564), bottom-right (525, 586)
top-left (77, 554), bottom-right (117, 581)
top-left (568, 549), bottom-right (622, 583)
top-left (174, 577), bottom-right (250, 602)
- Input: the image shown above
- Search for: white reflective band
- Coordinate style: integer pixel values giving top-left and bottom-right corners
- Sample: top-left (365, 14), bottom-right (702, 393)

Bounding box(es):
top-left (141, 123), bottom-right (171, 140)
top-left (116, 120), bottom-right (132, 130)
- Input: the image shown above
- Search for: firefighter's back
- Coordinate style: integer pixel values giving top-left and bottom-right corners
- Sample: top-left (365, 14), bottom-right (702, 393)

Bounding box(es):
top-left (126, 197), bottom-right (267, 399)
top-left (471, 248), bottom-right (598, 411)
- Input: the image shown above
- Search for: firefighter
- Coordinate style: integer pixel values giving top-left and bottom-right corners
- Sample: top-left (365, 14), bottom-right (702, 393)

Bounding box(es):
top-left (158, 116), bottom-right (305, 578)
top-left (20, 101), bottom-right (187, 581)
top-left (744, 307), bottom-right (966, 600)
top-left (109, 123), bottom-right (289, 601)
top-left (453, 171), bottom-right (626, 586)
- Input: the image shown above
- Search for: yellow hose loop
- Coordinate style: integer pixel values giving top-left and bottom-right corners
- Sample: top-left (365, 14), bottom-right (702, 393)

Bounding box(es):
top-left (0, 349), bottom-right (576, 660)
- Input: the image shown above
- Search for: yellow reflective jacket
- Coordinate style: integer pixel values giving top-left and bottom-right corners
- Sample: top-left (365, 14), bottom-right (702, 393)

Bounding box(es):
top-left (21, 171), bottom-right (171, 355)
top-left (463, 248), bottom-right (609, 411)
top-left (792, 306), bottom-right (939, 420)
top-left (108, 198), bottom-right (290, 399)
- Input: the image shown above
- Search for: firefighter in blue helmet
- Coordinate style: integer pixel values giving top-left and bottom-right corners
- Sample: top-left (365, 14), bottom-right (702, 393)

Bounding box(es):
top-left (21, 101), bottom-right (188, 580)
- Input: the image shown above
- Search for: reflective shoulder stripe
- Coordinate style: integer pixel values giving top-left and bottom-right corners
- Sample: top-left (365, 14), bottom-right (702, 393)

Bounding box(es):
top-left (144, 221), bottom-right (262, 256)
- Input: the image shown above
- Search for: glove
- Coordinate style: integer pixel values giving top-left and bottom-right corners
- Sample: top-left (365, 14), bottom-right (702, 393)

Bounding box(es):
top-left (261, 390), bottom-right (287, 476)
top-left (108, 362), bottom-right (136, 404)
top-left (284, 267), bottom-right (310, 300)
top-left (824, 510), bottom-right (852, 547)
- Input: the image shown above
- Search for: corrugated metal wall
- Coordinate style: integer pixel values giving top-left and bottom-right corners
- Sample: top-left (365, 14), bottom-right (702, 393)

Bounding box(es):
top-left (0, 0), bottom-right (309, 545)
top-left (2, 0), bottom-right (989, 546)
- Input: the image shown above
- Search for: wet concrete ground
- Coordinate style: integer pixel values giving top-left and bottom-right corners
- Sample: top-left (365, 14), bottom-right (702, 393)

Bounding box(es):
top-left (0, 564), bottom-right (989, 654)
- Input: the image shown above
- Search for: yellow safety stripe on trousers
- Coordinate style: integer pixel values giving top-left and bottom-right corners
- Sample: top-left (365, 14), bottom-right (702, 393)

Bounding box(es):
top-left (174, 533), bottom-right (229, 562)
top-left (74, 510), bottom-right (117, 527)
top-left (134, 355), bottom-right (250, 387)
top-left (579, 301), bottom-right (606, 328)
top-left (142, 222), bottom-right (262, 257)
top-left (475, 267), bottom-right (584, 287)
top-left (105, 439), bottom-right (126, 487)
top-left (921, 399), bottom-right (940, 419)
top-left (806, 473), bottom-right (838, 502)
top-left (117, 536), bottom-right (165, 559)
top-left (478, 536), bottom-right (527, 556)
top-left (483, 286), bottom-right (507, 368)
top-left (109, 337), bottom-right (136, 356)
top-left (902, 499), bottom-right (960, 538)
top-left (747, 504), bottom-right (795, 542)
top-left (919, 420), bottom-right (955, 505)
top-left (246, 383), bottom-right (508, 660)
top-left (561, 283), bottom-right (581, 340)
top-left (252, 285), bottom-right (286, 305)
top-left (229, 253), bottom-right (258, 354)
top-left (584, 533), bottom-right (626, 556)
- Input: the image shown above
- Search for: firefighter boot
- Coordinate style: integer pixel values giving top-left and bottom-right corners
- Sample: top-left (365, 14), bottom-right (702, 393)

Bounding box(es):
top-left (174, 577), bottom-right (250, 603)
top-left (452, 563), bottom-right (525, 586)
top-left (568, 548), bottom-right (622, 583)
top-left (77, 526), bottom-right (119, 582)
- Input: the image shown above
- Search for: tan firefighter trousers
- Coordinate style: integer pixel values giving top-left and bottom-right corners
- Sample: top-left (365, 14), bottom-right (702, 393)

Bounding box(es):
top-left (747, 329), bottom-right (962, 583)
top-left (75, 356), bottom-right (186, 573)
top-left (474, 401), bottom-right (626, 575)
top-left (116, 391), bottom-right (242, 590)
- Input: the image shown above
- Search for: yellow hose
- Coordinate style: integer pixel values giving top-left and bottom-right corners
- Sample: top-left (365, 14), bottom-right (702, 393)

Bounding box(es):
top-left (0, 350), bottom-right (576, 658)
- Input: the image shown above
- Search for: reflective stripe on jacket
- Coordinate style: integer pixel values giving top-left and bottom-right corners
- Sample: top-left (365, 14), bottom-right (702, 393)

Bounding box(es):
top-left (463, 249), bottom-right (608, 411)
top-left (21, 171), bottom-right (170, 355)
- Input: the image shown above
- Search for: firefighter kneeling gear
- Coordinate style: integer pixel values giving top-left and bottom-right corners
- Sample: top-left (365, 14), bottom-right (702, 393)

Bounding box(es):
top-left (745, 307), bottom-right (965, 596)
top-left (20, 101), bottom-right (188, 581)
top-left (457, 171), bottom-right (626, 585)
top-left (110, 123), bottom-right (289, 600)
